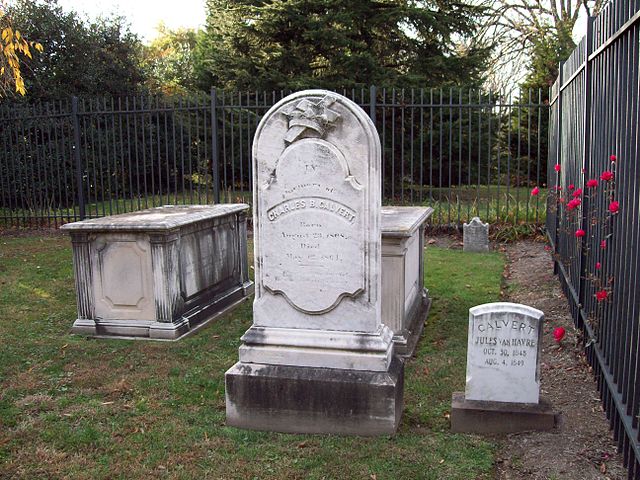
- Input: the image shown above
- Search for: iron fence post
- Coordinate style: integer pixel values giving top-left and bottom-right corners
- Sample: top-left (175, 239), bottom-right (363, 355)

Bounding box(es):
top-left (71, 96), bottom-right (86, 220)
top-left (576, 16), bottom-right (595, 328)
top-left (369, 85), bottom-right (376, 125)
top-left (211, 87), bottom-right (221, 204)
top-left (552, 63), bottom-right (564, 275)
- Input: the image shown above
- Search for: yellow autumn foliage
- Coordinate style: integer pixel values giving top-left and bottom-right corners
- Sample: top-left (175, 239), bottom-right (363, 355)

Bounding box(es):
top-left (0, 4), bottom-right (42, 97)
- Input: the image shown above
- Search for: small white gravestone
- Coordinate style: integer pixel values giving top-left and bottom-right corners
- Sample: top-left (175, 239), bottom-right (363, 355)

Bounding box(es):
top-left (463, 217), bottom-right (489, 252)
top-left (451, 302), bottom-right (554, 434)
top-left (225, 90), bottom-right (402, 436)
top-left (465, 302), bottom-right (544, 403)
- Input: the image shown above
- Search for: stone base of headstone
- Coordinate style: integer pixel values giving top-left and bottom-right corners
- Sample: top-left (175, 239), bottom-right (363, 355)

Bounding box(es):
top-left (226, 356), bottom-right (404, 436)
top-left (450, 392), bottom-right (556, 434)
top-left (393, 290), bottom-right (431, 357)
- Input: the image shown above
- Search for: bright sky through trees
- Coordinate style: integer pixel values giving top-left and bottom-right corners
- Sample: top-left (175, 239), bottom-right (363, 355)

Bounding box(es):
top-left (57, 0), bottom-right (206, 42)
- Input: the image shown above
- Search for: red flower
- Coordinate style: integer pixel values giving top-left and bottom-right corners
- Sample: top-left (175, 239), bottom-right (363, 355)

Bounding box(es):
top-left (544, 245), bottom-right (551, 252)
top-left (609, 201), bottom-right (620, 214)
top-left (601, 240), bottom-right (607, 249)
top-left (568, 184), bottom-right (575, 190)
top-left (567, 199), bottom-right (581, 210)
top-left (596, 290), bottom-right (608, 302)
top-left (575, 229), bottom-right (586, 238)
top-left (586, 179), bottom-right (598, 188)
top-left (553, 327), bottom-right (566, 343)
top-left (531, 186), bottom-right (540, 196)
top-left (600, 171), bottom-right (614, 181)
top-left (572, 188), bottom-right (583, 198)
top-left (596, 262), bottom-right (602, 270)
top-left (610, 154), bottom-right (617, 162)
top-left (554, 164), bottom-right (561, 172)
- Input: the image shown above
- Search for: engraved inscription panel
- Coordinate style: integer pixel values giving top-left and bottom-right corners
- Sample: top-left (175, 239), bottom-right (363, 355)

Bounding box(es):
top-left (261, 138), bottom-right (365, 314)
top-left (465, 305), bottom-right (543, 404)
top-left (93, 238), bottom-right (154, 321)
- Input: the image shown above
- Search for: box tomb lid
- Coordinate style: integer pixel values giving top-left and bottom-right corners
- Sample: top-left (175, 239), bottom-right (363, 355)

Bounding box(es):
top-left (60, 204), bottom-right (250, 232)
top-left (381, 206), bottom-right (434, 238)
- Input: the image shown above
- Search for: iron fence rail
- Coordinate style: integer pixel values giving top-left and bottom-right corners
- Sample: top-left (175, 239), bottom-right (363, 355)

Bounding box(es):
top-left (0, 87), bottom-right (548, 228)
top-left (549, 0), bottom-right (640, 477)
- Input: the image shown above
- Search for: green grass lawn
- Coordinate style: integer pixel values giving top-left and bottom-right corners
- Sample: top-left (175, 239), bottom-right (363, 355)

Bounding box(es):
top-left (0, 235), bottom-right (504, 479)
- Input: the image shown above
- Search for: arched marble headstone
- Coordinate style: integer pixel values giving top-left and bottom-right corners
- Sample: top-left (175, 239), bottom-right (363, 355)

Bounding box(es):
top-left (225, 90), bottom-right (402, 435)
top-left (252, 91), bottom-right (380, 331)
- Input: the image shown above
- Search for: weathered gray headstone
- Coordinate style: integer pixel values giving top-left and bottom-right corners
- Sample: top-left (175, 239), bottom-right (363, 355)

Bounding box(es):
top-left (451, 302), bottom-right (555, 434)
top-left (225, 90), bottom-right (403, 435)
top-left (61, 204), bottom-right (253, 340)
top-left (463, 217), bottom-right (489, 252)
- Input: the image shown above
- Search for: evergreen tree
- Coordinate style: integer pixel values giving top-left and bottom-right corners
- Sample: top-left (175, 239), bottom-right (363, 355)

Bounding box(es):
top-left (195, 0), bottom-right (489, 91)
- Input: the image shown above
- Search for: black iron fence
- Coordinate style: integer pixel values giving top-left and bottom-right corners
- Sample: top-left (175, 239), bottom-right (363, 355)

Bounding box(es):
top-left (0, 87), bottom-right (548, 228)
top-left (549, 1), bottom-right (640, 477)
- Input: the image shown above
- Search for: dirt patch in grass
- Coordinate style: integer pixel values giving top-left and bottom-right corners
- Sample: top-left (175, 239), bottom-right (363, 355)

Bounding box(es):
top-left (496, 241), bottom-right (626, 480)
top-left (3, 369), bottom-right (48, 393)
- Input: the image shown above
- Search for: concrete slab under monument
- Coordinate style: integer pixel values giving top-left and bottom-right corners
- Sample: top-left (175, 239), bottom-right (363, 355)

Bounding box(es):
top-left (450, 392), bottom-right (556, 434)
top-left (226, 356), bottom-right (403, 436)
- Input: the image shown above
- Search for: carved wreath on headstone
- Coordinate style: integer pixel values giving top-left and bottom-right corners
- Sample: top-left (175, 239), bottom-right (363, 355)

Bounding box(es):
top-left (282, 96), bottom-right (341, 144)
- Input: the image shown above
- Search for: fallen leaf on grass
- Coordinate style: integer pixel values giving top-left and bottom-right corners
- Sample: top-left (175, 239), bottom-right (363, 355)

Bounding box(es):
top-left (297, 441), bottom-right (307, 448)
top-left (600, 463), bottom-right (607, 474)
top-left (428, 239), bottom-right (436, 245)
